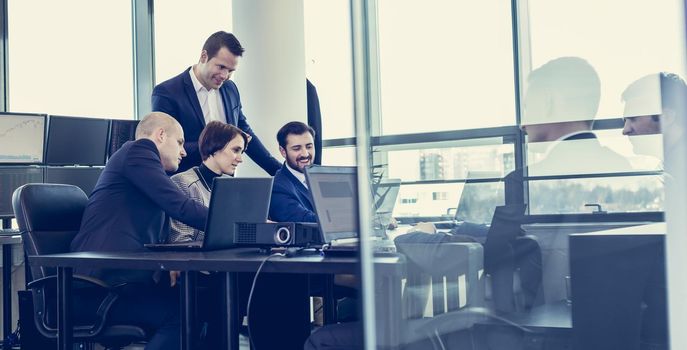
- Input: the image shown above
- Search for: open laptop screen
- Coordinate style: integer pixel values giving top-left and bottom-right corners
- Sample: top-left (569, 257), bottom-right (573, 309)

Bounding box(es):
top-left (372, 178), bottom-right (401, 231)
top-left (455, 173), bottom-right (504, 224)
top-left (305, 166), bottom-right (359, 243)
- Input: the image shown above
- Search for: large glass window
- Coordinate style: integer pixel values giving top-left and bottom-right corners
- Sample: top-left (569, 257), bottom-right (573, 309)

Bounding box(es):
top-left (153, 0), bottom-right (232, 84)
top-left (321, 146), bottom-right (357, 166)
top-left (376, 136), bottom-right (514, 221)
top-left (376, 0), bottom-right (516, 135)
top-left (525, 0), bottom-right (686, 119)
top-left (519, 0), bottom-right (681, 215)
top-left (304, 0), bottom-right (355, 140)
top-left (359, 1), bottom-right (683, 349)
top-left (8, 0), bottom-right (133, 119)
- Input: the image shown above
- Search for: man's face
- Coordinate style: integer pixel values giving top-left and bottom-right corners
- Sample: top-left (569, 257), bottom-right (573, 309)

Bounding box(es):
top-left (196, 47), bottom-right (239, 90)
top-left (622, 115), bottom-right (662, 156)
top-left (280, 132), bottom-right (315, 173)
top-left (158, 124), bottom-right (186, 172)
top-left (622, 115), bottom-right (661, 136)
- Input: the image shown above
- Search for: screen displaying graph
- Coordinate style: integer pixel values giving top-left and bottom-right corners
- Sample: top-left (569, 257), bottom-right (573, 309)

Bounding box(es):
top-left (0, 113), bottom-right (46, 164)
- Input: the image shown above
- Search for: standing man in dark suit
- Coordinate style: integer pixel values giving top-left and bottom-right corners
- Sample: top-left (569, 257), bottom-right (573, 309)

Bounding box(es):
top-left (152, 31), bottom-right (281, 175)
top-left (269, 121), bottom-right (317, 222)
top-left (306, 79), bottom-right (323, 165)
top-left (70, 112), bottom-right (209, 350)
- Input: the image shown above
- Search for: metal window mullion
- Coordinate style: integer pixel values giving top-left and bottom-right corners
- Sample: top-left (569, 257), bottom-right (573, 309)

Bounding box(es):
top-left (1, 0), bottom-right (8, 111)
top-left (350, 0), bottom-right (378, 349)
top-left (132, 0), bottom-right (155, 119)
top-left (512, 0), bottom-right (532, 212)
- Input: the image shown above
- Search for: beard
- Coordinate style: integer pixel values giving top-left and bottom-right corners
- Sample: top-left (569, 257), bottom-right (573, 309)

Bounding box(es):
top-left (286, 155), bottom-right (312, 173)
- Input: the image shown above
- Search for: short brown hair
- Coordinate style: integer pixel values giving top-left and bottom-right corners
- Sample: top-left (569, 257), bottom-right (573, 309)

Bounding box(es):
top-left (276, 121), bottom-right (315, 148)
top-left (203, 31), bottom-right (244, 59)
top-left (198, 121), bottom-right (249, 161)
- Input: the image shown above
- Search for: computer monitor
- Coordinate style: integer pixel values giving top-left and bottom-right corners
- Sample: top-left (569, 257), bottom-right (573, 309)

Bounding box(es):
top-left (305, 166), bottom-right (359, 242)
top-left (45, 115), bottom-right (110, 166)
top-left (44, 167), bottom-right (104, 196)
top-left (0, 166), bottom-right (44, 218)
top-left (0, 113), bottom-right (46, 164)
top-left (108, 119), bottom-right (139, 158)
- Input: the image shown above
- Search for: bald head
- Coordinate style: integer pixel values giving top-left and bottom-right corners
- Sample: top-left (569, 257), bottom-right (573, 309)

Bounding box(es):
top-left (135, 112), bottom-right (180, 140)
top-left (135, 112), bottom-right (187, 172)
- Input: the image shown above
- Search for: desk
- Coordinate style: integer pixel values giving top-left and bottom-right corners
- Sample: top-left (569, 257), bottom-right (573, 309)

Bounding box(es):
top-left (30, 248), bottom-right (405, 350)
top-left (0, 231), bottom-right (21, 350)
top-left (522, 222), bottom-right (653, 304)
top-left (569, 223), bottom-right (666, 350)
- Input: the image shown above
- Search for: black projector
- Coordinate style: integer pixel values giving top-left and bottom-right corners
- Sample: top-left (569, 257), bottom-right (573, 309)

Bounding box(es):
top-left (234, 222), bottom-right (323, 248)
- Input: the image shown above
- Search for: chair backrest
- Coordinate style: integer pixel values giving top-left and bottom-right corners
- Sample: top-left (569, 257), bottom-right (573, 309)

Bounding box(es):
top-left (12, 183), bottom-right (88, 280)
top-left (396, 241), bottom-right (485, 319)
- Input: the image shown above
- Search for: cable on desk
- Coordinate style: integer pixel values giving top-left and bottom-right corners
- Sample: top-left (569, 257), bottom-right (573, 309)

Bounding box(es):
top-left (246, 252), bottom-right (284, 350)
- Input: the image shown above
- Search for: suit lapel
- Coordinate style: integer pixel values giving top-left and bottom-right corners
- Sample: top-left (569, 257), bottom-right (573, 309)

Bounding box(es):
top-left (299, 181), bottom-right (315, 210)
top-left (220, 84), bottom-right (238, 126)
top-left (182, 68), bottom-right (206, 128)
top-left (283, 165), bottom-right (315, 209)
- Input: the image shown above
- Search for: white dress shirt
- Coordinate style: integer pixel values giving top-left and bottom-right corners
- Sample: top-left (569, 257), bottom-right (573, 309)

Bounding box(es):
top-left (286, 163), bottom-right (308, 189)
top-left (189, 67), bottom-right (227, 124)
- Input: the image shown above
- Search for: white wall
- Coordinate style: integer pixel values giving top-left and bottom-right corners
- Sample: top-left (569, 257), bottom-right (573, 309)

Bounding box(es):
top-left (232, 0), bottom-right (307, 177)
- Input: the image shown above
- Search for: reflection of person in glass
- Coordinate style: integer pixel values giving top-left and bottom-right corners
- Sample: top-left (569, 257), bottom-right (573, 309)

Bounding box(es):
top-left (504, 57), bottom-right (633, 330)
top-left (617, 72), bottom-right (687, 349)
top-left (622, 72), bottom-right (687, 169)
top-left (517, 57), bottom-right (631, 178)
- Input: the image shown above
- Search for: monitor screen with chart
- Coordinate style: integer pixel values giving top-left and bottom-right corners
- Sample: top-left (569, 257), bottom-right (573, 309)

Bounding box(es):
top-left (0, 113), bottom-right (46, 164)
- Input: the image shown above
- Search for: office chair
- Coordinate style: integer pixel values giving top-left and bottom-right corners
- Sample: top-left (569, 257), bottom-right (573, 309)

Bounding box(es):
top-left (394, 241), bottom-right (486, 349)
top-left (12, 183), bottom-right (147, 350)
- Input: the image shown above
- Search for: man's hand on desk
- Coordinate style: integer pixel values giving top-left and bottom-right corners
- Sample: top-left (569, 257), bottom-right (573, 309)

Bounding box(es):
top-left (407, 222), bottom-right (437, 234)
top-left (387, 217), bottom-right (399, 230)
top-left (169, 271), bottom-right (180, 287)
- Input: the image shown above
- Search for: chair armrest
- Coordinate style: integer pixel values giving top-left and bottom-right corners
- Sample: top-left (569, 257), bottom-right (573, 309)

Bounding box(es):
top-left (414, 306), bottom-right (534, 338)
top-left (27, 274), bottom-right (122, 339)
top-left (28, 274), bottom-right (114, 291)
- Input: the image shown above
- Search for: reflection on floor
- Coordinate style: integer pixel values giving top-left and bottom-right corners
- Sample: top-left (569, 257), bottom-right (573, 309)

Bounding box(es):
top-left (105, 334), bottom-right (251, 350)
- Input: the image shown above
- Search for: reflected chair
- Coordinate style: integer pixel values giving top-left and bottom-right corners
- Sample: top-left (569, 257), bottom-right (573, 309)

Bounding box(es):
top-left (394, 241), bottom-right (486, 349)
top-left (12, 183), bottom-right (147, 350)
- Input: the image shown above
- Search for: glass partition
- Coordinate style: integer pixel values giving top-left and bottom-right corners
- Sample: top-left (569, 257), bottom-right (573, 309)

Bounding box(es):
top-left (347, 1), bottom-right (686, 349)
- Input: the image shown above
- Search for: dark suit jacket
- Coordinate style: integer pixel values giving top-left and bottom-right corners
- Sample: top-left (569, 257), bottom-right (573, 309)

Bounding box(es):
top-left (269, 163), bottom-right (317, 222)
top-left (152, 68), bottom-right (281, 175)
top-left (306, 79), bottom-right (323, 165)
top-left (70, 139), bottom-right (208, 284)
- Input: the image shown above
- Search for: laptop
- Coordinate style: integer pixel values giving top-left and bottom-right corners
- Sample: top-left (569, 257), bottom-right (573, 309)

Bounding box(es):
top-left (304, 166), bottom-right (397, 255)
top-left (483, 203), bottom-right (528, 248)
top-left (434, 174), bottom-right (503, 229)
top-left (372, 178), bottom-right (401, 233)
top-left (144, 177), bottom-right (274, 251)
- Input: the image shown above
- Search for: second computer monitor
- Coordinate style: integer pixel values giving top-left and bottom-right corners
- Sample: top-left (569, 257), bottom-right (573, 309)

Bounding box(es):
top-left (108, 119), bottom-right (139, 158)
top-left (45, 115), bottom-right (110, 166)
